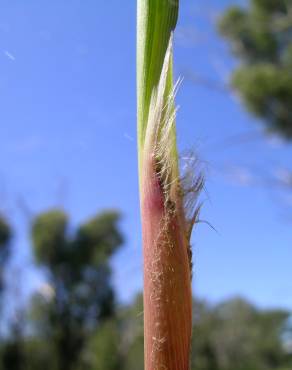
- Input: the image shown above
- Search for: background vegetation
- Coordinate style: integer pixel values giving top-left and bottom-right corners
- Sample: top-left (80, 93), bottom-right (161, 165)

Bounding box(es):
top-left (219, 0), bottom-right (292, 139)
top-left (0, 0), bottom-right (292, 369)
top-left (0, 210), bottom-right (291, 370)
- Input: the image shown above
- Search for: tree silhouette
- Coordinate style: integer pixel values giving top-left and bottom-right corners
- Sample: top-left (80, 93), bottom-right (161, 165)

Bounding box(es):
top-left (31, 209), bottom-right (123, 370)
top-left (0, 216), bottom-right (11, 293)
top-left (219, 0), bottom-right (292, 139)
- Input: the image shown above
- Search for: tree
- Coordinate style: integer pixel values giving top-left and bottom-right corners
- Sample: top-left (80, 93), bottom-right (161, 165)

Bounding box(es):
top-left (81, 294), bottom-right (291, 370)
top-left (30, 209), bottom-right (123, 370)
top-left (0, 217), bottom-right (27, 370)
top-left (0, 216), bottom-right (11, 299)
top-left (118, 295), bottom-right (144, 370)
top-left (191, 297), bottom-right (291, 370)
top-left (219, 0), bottom-right (292, 139)
top-left (77, 319), bottom-right (122, 370)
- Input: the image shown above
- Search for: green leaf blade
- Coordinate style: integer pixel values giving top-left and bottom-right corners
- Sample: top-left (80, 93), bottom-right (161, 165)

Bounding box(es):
top-left (137, 0), bottom-right (179, 158)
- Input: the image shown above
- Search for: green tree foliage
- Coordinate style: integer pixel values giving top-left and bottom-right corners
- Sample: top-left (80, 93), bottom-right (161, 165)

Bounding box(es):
top-left (78, 320), bottom-right (122, 370)
top-left (0, 217), bottom-right (10, 247)
top-left (0, 215), bottom-right (11, 309)
top-left (30, 209), bottom-right (123, 370)
top-left (32, 210), bottom-right (68, 268)
top-left (219, 0), bottom-right (292, 139)
top-left (77, 294), bottom-right (144, 370)
top-left (1, 211), bottom-right (291, 370)
top-left (76, 295), bottom-right (292, 370)
top-left (0, 217), bottom-right (26, 370)
top-left (191, 297), bottom-right (291, 370)
top-left (22, 338), bottom-right (58, 370)
top-left (1, 339), bottom-right (26, 370)
top-left (119, 295), bottom-right (144, 370)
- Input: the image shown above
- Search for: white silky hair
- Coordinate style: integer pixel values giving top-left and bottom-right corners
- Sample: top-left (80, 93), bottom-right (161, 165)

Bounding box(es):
top-left (143, 34), bottom-right (204, 241)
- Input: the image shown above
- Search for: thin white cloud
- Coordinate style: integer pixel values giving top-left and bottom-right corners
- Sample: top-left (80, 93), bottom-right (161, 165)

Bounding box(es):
top-left (3, 50), bottom-right (15, 61)
top-left (224, 165), bottom-right (256, 187)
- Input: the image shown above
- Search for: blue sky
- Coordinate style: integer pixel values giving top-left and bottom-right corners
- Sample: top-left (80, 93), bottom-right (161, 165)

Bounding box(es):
top-left (0, 0), bottom-right (291, 311)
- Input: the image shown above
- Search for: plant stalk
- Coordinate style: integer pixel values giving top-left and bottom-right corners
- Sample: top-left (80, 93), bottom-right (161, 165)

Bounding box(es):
top-left (137, 1), bottom-right (196, 369)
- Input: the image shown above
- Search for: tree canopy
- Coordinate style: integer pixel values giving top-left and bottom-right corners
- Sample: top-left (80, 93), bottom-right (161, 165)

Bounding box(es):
top-left (0, 211), bottom-right (291, 370)
top-left (0, 209), bottom-right (123, 370)
top-left (31, 209), bottom-right (123, 370)
top-left (0, 216), bottom-right (11, 249)
top-left (219, 0), bottom-right (292, 139)
top-left (0, 215), bottom-right (11, 310)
